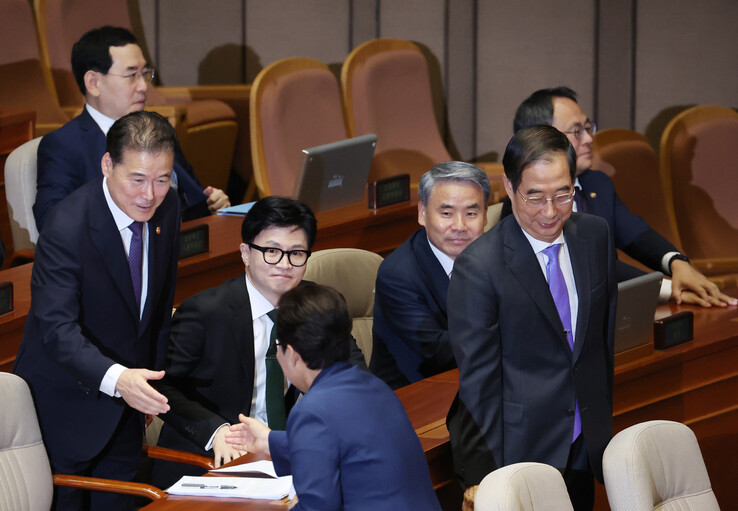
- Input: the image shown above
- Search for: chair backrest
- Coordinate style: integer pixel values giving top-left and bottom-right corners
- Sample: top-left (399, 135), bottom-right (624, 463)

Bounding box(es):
top-left (5, 137), bottom-right (42, 252)
top-left (250, 57), bottom-right (348, 198)
top-left (660, 105), bottom-right (738, 260)
top-left (302, 248), bottom-right (383, 365)
top-left (0, 372), bottom-right (54, 511)
top-left (485, 202), bottom-right (503, 232)
top-left (0, 0), bottom-right (69, 133)
top-left (341, 38), bottom-right (452, 183)
top-left (603, 420), bottom-right (719, 511)
top-left (475, 462), bottom-right (574, 511)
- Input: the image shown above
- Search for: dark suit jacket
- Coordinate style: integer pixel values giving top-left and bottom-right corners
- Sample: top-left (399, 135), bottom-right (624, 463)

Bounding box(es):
top-left (152, 275), bottom-right (368, 487)
top-left (34, 107), bottom-right (208, 230)
top-left (371, 228), bottom-right (455, 389)
top-left (268, 361), bottom-right (441, 511)
top-left (446, 213), bottom-right (617, 487)
top-left (14, 177), bottom-right (180, 465)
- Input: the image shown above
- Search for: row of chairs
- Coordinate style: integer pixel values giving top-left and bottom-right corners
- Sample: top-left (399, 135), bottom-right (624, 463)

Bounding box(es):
top-left (474, 420), bottom-right (719, 511)
top-left (249, 38), bottom-right (505, 200)
top-left (0, 0), bottom-right (248, 193)
top-left (592, 105), bottom-right (738, 285)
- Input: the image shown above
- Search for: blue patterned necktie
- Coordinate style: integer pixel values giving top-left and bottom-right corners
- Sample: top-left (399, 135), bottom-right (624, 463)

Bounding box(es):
top-left (128, 221), bottom-right (144, 308)
top-left (541, 243), bottom-right (582, 442)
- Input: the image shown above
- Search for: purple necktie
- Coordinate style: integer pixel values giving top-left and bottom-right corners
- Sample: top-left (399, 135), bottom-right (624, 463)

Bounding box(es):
top-left (541, 243), bottom-right (581, 442)
top-left (128, 221), bottom-right (144, 308)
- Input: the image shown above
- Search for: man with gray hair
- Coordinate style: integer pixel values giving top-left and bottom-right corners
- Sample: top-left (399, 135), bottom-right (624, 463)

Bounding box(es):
top-left (371, 161), bottom-right (489, 389)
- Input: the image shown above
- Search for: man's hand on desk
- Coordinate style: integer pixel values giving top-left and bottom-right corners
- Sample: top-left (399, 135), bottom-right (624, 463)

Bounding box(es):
top-left (116, 369), bottom-right (170, 415)
top-left (670, 260), bottom-right (738, 307)
top-left (212, 425), bottom-right (246, 468)
top-left (204, 186), bottom-right (230, 213)
top-left (462, 485), bottom-right (478, 511)
top-left (225, 414), bottom-right (271, 456)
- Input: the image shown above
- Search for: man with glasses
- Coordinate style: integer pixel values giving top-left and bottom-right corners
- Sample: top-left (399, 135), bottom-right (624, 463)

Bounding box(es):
top-left (447, 126), bottom-right (616, 511)
top-left (34, 25), bottom-right (229, 230)
top-left (150, 196), bottom-right (366, 488)
top-left (512, 87), bottom-right (736, 307)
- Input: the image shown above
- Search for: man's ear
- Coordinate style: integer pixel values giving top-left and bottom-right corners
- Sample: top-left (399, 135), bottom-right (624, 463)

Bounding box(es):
top-left (84, 70), bottom-right (102, 98)
top-left (503, 175), bottom-right (515, 200)
top-left (101, 152), bottom-right (113, 178)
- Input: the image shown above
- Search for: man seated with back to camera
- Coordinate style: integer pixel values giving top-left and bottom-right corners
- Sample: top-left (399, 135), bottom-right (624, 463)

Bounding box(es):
top-left (151, 196), bottom-right (367, 489)
top-left (226, 283), bottom-right (442, 511)
top-left (371, 161), bottom-right (489, 389)
top-left (509, 86), bottom-right (736, 308)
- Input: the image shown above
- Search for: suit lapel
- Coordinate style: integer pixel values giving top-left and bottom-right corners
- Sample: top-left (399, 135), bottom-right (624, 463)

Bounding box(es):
top-left (226, 277), bottom-right (256, 384)
top-left (564, 216), bottom-right (591, 361)
top-left (412, 230), bottom-right (450, 314)
top-left (502, 218), bottom-right (568, 346)
top-left (88, 180), bottom-right (140, 322)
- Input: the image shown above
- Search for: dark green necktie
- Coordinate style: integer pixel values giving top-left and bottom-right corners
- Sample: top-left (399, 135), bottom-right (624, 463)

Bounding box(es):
top-left (265, 309), bottom-right (286, 430)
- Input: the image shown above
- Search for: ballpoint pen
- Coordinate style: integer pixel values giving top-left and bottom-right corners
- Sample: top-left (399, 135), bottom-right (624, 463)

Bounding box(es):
top-left (181, 483), bottom-right (237, 489)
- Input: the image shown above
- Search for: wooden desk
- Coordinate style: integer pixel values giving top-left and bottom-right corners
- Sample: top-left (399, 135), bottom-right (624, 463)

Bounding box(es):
top-left (0, 201), bottom-right (419, 372)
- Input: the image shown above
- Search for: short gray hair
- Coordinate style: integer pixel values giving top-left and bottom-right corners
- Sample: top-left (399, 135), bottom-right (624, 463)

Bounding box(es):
top-left (417, 161), bottom-right (490, 206)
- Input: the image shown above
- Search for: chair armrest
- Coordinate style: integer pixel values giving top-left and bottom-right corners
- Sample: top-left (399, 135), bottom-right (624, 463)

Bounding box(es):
top-left (143, 444), bottom-right (215, 470)
top-left (157, 85), bottom-right (251, 103)
top-left (690, 258), bottom-right (738, 276)
top-left (53, 474), bottom-right (166, 501)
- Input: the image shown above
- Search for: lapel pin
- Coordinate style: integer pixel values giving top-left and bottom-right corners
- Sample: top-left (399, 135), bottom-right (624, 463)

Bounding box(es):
top-left (156, 227), bottom-right (161, 235)
top-left (589, 192), bottom-right (597, 199)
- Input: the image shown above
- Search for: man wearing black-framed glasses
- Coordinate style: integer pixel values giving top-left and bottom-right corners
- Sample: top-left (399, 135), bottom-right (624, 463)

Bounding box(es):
top-left (150, 196), bottom-right (366, 488)
top-left (512, 87), bottom-right (735, 308)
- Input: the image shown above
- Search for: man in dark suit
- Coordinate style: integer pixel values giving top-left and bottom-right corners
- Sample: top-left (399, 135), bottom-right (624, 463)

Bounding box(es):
top-left (226, 283), bottom-right (441, 510)
top-left (371, 161), bottom-right (489, 389)
top-left (34, 25), bottom-right (229, 230)
top-left (14, 111), bottom-right (181, 511)
top-left (151, 196), bottom-right (366, 488)
top-left (512, 87), bottom-right (736, 308)
top-left (447, 126), bottom-right (617, 511)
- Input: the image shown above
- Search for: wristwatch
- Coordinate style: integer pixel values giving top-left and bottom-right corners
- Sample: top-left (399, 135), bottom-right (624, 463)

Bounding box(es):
top-left (668, 253), bottom-right (690, 273)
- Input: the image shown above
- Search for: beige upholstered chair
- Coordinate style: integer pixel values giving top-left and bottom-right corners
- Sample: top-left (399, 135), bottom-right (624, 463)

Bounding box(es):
top-left (303, 248), bottom-right (383, 365)
top-left (660, 105), bottom-right (738, 268)
top-left (0, 372), bottom-right (168, 510)
top-left (484, 202), bottom-right (504, 232)
top-left (4, 137), bottom-right (42, 265)
top-left (340, 38), bottom-right (504, 200)
top-left (603, 420), bottom-right (720, 511)
top-left (250, 57), bottom-right (349, 198)
top-left (475, 462), bottom-right (574, 511)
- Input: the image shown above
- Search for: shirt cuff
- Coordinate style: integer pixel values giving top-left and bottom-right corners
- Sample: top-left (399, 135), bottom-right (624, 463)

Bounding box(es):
top-left (661, 251), bottom-right (681, 275)
top-left (205, 423), bottom-right (231, 451)
top-left (659, 279), bottom-right (673, 303)
top-left (100, 363), bottom-right (127, 397)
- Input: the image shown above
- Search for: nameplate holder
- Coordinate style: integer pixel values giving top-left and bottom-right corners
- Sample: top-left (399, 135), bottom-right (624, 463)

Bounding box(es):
top-left (654, 311), bottom-right (694, 349)
top-left (368, 174), bottom-right (410, 209)
top-left (0, 282), bottom-right (13, 316)
top-left (179, 224), bottom-right (210, 260)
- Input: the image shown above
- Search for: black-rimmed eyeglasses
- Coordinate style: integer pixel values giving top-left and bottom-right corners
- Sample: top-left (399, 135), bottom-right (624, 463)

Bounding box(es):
top-left (248, 243), bottom-right (311, 267)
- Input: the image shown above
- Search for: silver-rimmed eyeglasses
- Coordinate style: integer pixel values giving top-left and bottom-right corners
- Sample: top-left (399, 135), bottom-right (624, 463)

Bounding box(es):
top-left (248, 243), bottom-right (311, 267)
top-left (106, 67), bottom-right (156, 84)
top-left (518, 191), bottom-right (575, 208)
top-left (563, 121), bottom-right (596, 140)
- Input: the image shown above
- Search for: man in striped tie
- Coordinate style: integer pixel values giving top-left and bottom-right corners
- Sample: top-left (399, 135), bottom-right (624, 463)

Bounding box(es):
top-left (447, 125), bottom-right (617, 511)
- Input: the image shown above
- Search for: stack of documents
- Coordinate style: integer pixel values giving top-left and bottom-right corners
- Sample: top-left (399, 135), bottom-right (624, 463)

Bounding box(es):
top-left (166, 460), bottom-right (293, 500)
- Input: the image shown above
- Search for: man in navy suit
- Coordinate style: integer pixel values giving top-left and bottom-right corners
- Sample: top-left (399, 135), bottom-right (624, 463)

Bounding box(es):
top-left (448, 126), bottom-right (616, 510)
top-left (14, 111), bottom-right (181, 511)
top-left (512, 87), bottom-right (736, 308)
top-left (34, 25), bottom-right (229, 230)
top-left (371, 161), bottom-right (489, 389)
top-left (226, 283), bottom-right (441, 511)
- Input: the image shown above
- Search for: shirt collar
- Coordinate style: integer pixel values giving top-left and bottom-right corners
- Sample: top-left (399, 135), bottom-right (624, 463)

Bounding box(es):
top-left (103, 176), bottom-right (136, 232)
top-left (574, 177), bottom-right (582, 190)
top-left (244, 273), bottom-right (275, 321)
top-left (86, 103), bottom-right (116, 135)
top-left (519, 226), bottom-right (566, 255)
top-left (426, 236), bottom-right (455, 277)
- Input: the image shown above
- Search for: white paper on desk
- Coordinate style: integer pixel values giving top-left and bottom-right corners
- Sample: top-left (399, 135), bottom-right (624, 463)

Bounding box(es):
top-left (166, 475), bottom-right (293, 500)
top-left (209, 459), bottom-right (279, 478)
